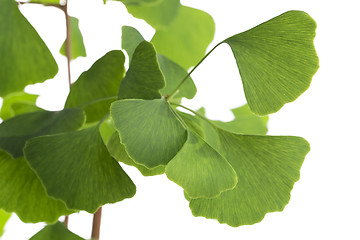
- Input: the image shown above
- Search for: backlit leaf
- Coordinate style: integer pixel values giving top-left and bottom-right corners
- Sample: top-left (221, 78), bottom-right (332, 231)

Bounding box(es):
top-left (0, 109), bottom-right (85, 158)
top-left (29, 222), bottom-right (84, 240)
top-left (0, 151), bottom-right (73, 223)
top-left (0, 0), bottom-right (58, 97)
top-left (24, 127), bottom-right (136, 213)
top-left (60, 17), bottom-right (86, 60)
top-left (0, 91), bottom-right (40, 120)
top-left (111, 98), bottom-right (187, 168)
top-left (0, 209), bottom-right (11, 237)
top-left (224, 11), bottom-right (319, 115)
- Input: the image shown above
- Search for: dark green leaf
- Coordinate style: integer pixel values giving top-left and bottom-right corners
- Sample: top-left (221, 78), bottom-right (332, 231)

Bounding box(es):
top-left (118, 41), bottom-right (165, 100)
top-left (107, 132), bottom-right (165, 176)
top-left (29, 222), bottom-right (84, 240)
top-left (0, 151), bottom-right (73, 223)
top-left (65, 50), bottom-right (125, 122)
top-left (0, 109), bottom-right (85, 158)
top-left (0, 209), bottom-right (11, 237)
top-left (24, 127), bottom-right (136, 213)
top-left (60, 17), bottom-right (86, 60)
top-left (0, 91), bottom-right (40, 120)
top-left (111, 99), bottom-right (187, 168)
top-left (151, 6), bottom-right (215, 69)
top-left (0, 0), bottom-right (58, 97)
top-left (224, 11), bottom-right (319, 115)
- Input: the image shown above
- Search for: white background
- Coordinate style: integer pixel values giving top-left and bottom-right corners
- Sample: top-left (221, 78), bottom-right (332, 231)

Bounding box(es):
top-left (1, 0), bottom-right (360, 239)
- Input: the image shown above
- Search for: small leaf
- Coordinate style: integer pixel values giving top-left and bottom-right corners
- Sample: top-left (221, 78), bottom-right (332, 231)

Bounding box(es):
top-left (0, 0), bottom-right (58, 97)
top-left (0, 209), bottom-right (11, 237)
top-left (0, 109), bottom-right (85, 158)
top-left (111, 99), bottom-right (187, 168)
top-left (24, 127), bottom-right (136, 213)
top-left (166, 131), bottom-right (237, 198)
top-left (118, 41), bottom-right (165, 100)
top-left (107, 132), bottom-right (165, 176)
top-left (224, 11), bottom-right (319, 115)
top-left (65, 50), bottom-right (125, 122)
top-left (0, 151), bottom-right (73, 223)
top-left (60, 17), bottom-right (86, 60)
top-left (0, 91), bottom-right (40, 120)
top-left (151, 6), bottom-right (215, 69)
top-left (29, 222), bottom-right (84, 240)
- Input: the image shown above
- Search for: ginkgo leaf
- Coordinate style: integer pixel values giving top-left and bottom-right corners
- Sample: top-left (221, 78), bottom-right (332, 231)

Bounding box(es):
top-left (0, 0), bottom-right (58, 97)
top-left (118, 41), bottom-right (165, 100)
top-left (60, 17), bottom-right (86, 60)
top-left (121, 26), bottom-right (196, 99)
top-left (223, 10), bottom-right (319, 115)
top-left (29, 0), bottom-right (61, 4)
top-left (166, 131), bottom-right (237, 199)
top-left (0, 109), bottom-right (85, 158)
top-left (65, 50), bottom-right (125, 122)
top-left (0, 209), bottom-right (11, 237)
top-left (29, 222), bottom-right (84, 240)
top-left (125, 0), bottom-right (180, 30)
top-left (107, 132), bottom-right (165, 176)
top-left (24, 126), bottom-right (136, 213)
top-left (111, 98), bottom-right (187, 168)
top-left (0, 151), bottom-right (73, 223)
top-left (151, 6), bottom-right (215, 69)
top-left (189, 129), bottom-right (310, 226)
top-left (0, 91), bottom-right (40, 120)
top-left (108, 0), bottom-right (162, 5)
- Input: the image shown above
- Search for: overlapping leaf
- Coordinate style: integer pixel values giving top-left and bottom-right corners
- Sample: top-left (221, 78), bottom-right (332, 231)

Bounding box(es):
top-left (0, 109), bottom-right (85, 158)
top-left (29, 222), bottom-right (84, 240)
top-left (0, 151), bottom-right (73, 223)
top-left (24, 126), bottom-right (136, 213)
top-left (111, 99), bottom-right (187, 168)
top-left (0, 91), bottom-right (41, 120)
top-left (60, 17), bottom-right (86, 60)
top-left (0, 0), bottom-right (58, 97)
top-left (66, 51), bottom-right (125, 122)
top-left (223, 10), bottom-right (319, 115)
top-left (0, 209), bottom-right (10, 237)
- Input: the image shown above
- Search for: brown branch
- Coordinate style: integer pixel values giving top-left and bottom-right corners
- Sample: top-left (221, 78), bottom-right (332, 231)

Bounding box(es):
top-left (63, 215), bottom-right (69, 227)
top-left (17, 1), bottom-right (65, 11)
top-left (91, 207), bottom-right (102, 240)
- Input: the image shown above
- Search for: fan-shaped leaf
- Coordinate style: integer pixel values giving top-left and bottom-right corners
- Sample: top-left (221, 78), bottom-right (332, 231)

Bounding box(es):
top-left (29, 222), bottom-right (84, 240)
top-left (0, 209), bottom-right (11, 237)
top-left (0, 151), bottom-right (73, 223)
top-left (0, 91), bottom-right (40, 120)
top-left (111, 98), bottom-right (187, 168)
top-left (0, 109), bottom-right (85, 158)
top-left (121, 26), bottom-right (145, 63)
top-left (60, 17), bottom-right (86, 60)
top-left (224, 11), bottom-right (319, 115)
top-left (0, 0), bottom-right (58, 97)
top-left (24, 127), bottom-right (136, 213)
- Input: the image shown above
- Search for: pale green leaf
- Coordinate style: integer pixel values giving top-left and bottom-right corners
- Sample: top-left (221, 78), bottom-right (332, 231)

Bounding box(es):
top-left (121, 26), bottom-right (145, 63)
top-left (108, 0), bottom-right (162, 5)
top-left (65, 50), bottom-right (125, 122)
top-left (24, 127), bottom-right (136, 213)
top-left (0, 0), bottom-right (58, 97)
top-left (0, 109), bottom-right (85, 158)
top-left (151, 6), bottom-right (215, 69)
top-left (60, 17), bottom-right (86, 60)
top-left (118, 41), bottom-right (165, 100)
top-left (0, 91), bottom-right (40, 120)
top-left (111, 98), bottom-right (187, 168)
top-left (0, 151), bottom-right (73, 223)
top-left (166, 131), bottom-right (237, 198)
top-left (29, 0), bottom-right (61, 4)
top-left (29, 222), bottom-right (84, 240)
top-left (107, 132), bottom-right (165, 176)
top-left (224, 11), bottom-right (319, 115)
top-left (0, 209), bottom-right (11, 237)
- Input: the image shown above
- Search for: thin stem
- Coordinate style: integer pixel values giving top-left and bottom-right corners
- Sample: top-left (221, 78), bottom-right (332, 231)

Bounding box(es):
top-left (166, 42), bottom-right (223, 100)
top-left (64, 2), bottom-right (72, 87)
top-left (63, 216), bottom-right (69, 227)
top-left (91, 207), bottom-right (102, 240)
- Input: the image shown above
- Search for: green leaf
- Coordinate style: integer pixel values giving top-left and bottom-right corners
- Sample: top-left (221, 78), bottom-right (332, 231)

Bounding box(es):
top-left (60, 17), bottom-right (86, 60)
top-left (107, 132), bottom-right (165, 176)
top-left (118, 41), bottom-right (165, 100)
top-left (0, 109), bottom-right (85, 158)
top-left (0, 151), bottom-right (73, 223)
top-left (125, 0), bottom-right (180, 30)
top-left (65, 50), bottom-right (125, 122)
top-left (0, 0), bottom-right (58, 97)
top-left (189, 129), bottom-right (310, 226)
top-left (223, 11), bottom-right (319, 115)
top-left (109, 0), bottom-right (162, 5)
top-left (166, 131), bottom-right (237, 198)
top-left (29, 222), bottom-right (84, 240)
top-left (151, 6), bottom-right (215, 69)
top-left (0, 209), bottom-right (11, 237)
top-left (121, 26), bottom-right (196, 99)
top-left (0, 91), bottom-right (40, 120)
top-left (111, 99), bottom-right (187, 168)
top-left (24, 127), bottom-right (136, 213)
top-left (29, 0), bottom-right (61, 5)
